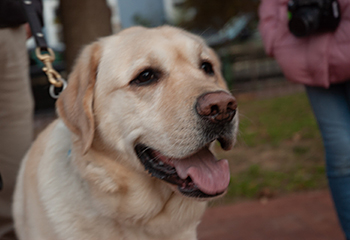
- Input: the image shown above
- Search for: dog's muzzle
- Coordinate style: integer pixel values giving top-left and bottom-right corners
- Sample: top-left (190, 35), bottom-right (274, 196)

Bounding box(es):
top-left (135, 144), bottom-right (230, 198)
top-left (134, 91), bottom-right (237, 199)
top-left (195, 90), bottom-right (237, 150)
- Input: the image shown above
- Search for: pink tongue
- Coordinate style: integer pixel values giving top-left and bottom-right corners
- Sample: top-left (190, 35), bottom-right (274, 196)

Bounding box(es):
top-left (173, 148), bottom-right (230, 195)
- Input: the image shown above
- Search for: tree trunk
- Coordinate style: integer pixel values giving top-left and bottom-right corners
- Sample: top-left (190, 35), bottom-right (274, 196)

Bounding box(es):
top-left (60, 0), bottom-right (112, 73)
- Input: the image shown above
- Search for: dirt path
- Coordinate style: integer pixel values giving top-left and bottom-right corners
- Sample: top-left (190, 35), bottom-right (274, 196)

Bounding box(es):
top-left (198, 190), bottom-right (344, 240)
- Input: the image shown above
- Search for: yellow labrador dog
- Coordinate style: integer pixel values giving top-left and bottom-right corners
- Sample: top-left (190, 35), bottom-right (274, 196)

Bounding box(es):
top-left (13, 26), bottom-right (238, 240)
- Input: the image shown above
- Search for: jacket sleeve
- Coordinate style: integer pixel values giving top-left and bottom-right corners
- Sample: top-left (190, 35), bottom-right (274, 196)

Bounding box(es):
top-left (258, 0), bottom-right (280, 57)
top-left (0, 0), bottom-right (43, 28)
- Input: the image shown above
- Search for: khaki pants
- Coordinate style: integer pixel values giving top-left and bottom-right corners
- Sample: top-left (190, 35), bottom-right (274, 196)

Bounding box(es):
top-left (0, 26), bottom-right (34, 238)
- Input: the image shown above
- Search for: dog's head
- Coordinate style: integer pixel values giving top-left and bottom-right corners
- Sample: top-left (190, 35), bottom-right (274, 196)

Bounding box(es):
top-left (57, 26), bottom-right (238, 200)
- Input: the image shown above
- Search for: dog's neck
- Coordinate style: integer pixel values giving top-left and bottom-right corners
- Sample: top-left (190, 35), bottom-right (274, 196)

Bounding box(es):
top-left (69, 140), bottom-right (207, 239)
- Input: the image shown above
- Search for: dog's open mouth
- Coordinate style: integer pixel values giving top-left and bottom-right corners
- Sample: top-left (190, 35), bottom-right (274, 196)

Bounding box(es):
top-left (135, 144), bottom-right (230, 198)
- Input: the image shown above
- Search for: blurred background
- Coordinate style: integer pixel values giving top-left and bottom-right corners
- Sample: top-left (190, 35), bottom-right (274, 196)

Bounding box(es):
top-left (32, 0), bottom-right (326, 205)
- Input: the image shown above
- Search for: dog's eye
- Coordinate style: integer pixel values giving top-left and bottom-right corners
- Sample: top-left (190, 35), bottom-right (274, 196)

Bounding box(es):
top-left (201, 61), bottom-right (214, 75)
top-left (131, 69), bottom-right (159, 86)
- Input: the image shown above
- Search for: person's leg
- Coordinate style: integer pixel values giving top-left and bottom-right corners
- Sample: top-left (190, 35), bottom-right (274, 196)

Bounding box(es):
top-left (306, 83), bottom-right (350, 240)
top-left (0, 26), bottom-right (34, 238)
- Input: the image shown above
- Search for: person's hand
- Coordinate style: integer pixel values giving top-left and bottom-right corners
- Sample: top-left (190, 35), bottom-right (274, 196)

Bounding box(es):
top-left (25, 23), bottom-right (32, 39)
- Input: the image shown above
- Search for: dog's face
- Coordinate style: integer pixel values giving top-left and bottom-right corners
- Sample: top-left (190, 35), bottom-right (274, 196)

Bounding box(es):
top-left (57, 26), bottom-right (238, 200)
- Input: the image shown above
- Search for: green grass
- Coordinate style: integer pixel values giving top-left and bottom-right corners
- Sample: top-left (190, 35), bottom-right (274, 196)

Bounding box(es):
top-left (226, 164), bottom-right (326, 200)
top-left (238, 92), bottom-right (320, 147)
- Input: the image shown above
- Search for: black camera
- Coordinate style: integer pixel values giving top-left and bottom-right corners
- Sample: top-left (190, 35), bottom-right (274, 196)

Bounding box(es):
top-left (288, 0), bottom-right (341, 37)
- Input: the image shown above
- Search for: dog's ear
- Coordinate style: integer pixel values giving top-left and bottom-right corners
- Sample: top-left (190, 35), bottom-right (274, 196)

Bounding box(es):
top-left (56, 42), bottom-right (101, 155)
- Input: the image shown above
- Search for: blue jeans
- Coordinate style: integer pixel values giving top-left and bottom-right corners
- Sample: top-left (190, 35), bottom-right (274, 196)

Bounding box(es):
top-left (306, 83), bottom-right (350, 240)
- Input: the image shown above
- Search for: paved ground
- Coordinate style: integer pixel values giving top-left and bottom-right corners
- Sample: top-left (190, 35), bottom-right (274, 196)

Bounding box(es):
top-left (198, 190), bottom-right (344, 240)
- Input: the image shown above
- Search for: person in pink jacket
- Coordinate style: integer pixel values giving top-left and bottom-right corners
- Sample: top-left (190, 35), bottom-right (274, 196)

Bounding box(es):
top-left (259, 0), bottom-right (350, 239)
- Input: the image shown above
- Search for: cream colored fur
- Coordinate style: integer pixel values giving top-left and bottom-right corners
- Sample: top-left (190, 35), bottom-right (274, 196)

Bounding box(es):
top-left (13, 26), bottom-right (238, 240)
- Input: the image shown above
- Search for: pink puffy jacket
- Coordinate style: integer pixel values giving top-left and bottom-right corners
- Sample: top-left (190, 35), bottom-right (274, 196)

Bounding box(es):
top-left (259, 0), bottom-right (350, 88)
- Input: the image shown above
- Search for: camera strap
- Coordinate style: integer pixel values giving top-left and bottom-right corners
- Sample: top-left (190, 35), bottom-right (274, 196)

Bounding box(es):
top-left (21, 0), bottom-right (67, 99)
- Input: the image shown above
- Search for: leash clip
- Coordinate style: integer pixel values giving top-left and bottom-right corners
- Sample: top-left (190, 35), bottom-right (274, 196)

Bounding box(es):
top-left (35, 47), bottom-right (67, 98)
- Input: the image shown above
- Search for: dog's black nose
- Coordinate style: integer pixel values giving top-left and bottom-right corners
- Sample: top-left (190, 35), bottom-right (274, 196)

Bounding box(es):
top-left (196, 91), bottom-right (237, 124)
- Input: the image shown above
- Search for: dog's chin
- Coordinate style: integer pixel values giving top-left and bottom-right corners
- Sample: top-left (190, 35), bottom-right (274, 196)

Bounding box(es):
top-left (134, 140), bottom-right (232, 200)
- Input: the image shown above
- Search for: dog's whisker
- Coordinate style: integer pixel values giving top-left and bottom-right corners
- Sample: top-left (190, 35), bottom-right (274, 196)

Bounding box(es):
top-left (140, 147), bottom-right (151, 155)
top-left (199, 27), bottom-right (211, 37)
